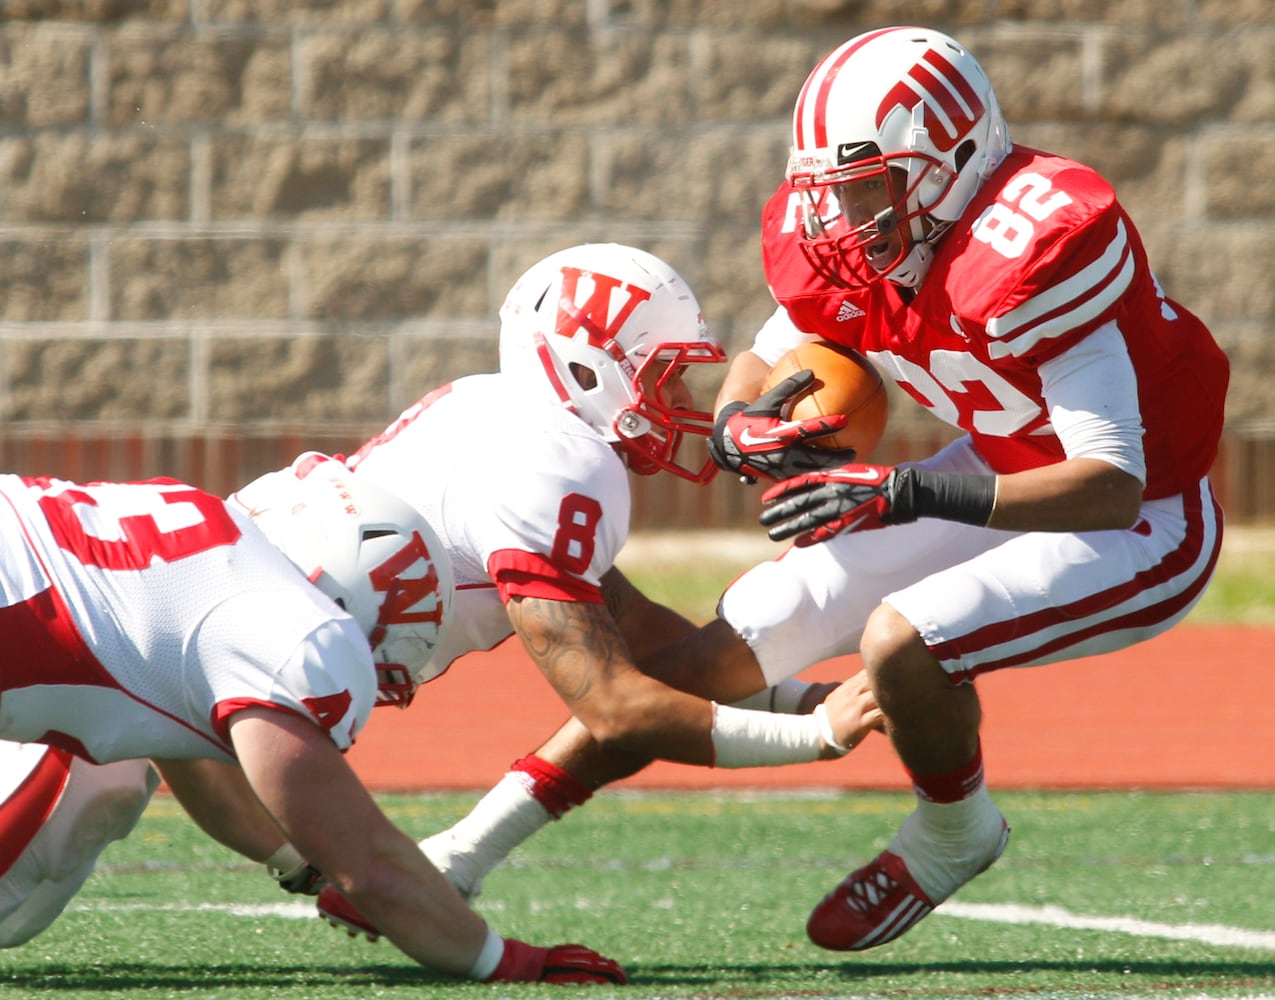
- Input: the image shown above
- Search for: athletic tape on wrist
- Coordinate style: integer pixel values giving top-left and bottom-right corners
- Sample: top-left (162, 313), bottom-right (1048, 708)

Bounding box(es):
top-left (468, 925), bottom-right (506, 980)
top-left (710, 702), bottom-right (825, 768)
top-left (263, 843), bottom-right (305, 878)
top-left (814, 703), bottom-right (851, 756)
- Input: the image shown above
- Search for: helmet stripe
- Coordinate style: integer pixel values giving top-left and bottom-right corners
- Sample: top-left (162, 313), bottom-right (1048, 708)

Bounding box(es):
top-left (796, 26), bottom-right (901, 150)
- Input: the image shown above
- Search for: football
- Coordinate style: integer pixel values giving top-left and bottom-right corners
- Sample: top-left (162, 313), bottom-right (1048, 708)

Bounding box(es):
top-left (762, 341), bottom-right (888, 455)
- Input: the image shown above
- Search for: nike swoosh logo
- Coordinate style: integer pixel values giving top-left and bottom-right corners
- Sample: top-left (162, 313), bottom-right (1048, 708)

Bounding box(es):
top-left (738, 422), bottom-right (807, 448)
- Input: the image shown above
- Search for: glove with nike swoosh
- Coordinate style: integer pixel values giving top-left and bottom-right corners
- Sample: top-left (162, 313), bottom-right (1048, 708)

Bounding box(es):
top-left (760, 464), bottom-right (998, 547)
top-left (708, 370), bottom-right (858, 483)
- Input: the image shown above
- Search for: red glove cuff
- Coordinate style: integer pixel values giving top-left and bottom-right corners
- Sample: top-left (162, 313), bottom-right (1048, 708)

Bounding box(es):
top-left (486, 937), bottom-right (548, 982)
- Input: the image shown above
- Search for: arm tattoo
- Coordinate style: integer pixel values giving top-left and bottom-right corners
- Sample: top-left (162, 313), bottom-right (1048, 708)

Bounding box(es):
top-left (508, 596), bottom-right (631, 705)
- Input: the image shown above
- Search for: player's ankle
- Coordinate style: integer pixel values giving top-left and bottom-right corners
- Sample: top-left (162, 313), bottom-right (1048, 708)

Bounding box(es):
top-left (890, 788), bottom-right (1006, 901)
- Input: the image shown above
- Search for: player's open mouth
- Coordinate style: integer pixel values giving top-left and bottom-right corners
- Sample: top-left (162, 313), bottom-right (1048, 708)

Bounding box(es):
top-left (864, 239), bottom-right (895, 270)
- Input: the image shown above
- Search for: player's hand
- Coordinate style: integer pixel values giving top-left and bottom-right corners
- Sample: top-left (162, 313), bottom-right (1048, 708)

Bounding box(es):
top-left (760, 463), bottom-right (916, 545)
top-left (819, 670), bottom-right (886, 751)
top-left (708, 370), bottom-right (857, 483)
top-left (488, 939), bottom-right (628, 985)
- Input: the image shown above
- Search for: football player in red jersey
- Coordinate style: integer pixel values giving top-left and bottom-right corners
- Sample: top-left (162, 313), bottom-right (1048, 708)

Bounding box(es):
top-left (705, 25), bottom-right (1228, 950)
top-left (302, 32), bottom-right (1227, 954)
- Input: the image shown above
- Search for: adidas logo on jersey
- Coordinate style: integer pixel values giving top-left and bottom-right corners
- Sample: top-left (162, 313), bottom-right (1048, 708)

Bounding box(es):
top-left (836, 299), bottom-right (866, 322)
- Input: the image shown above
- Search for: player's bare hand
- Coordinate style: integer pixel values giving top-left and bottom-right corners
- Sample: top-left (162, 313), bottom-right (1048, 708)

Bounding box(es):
top-left (819, 671), bottom-right (884, 753)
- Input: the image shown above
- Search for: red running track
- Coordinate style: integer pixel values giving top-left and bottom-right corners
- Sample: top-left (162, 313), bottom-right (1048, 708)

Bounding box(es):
top-left (346, 625), bottom-right (1275, 792)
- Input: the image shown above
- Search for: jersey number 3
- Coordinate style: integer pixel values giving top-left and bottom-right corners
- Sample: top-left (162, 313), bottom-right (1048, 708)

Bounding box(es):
top-left (36, 482), bottom-right (242, 571)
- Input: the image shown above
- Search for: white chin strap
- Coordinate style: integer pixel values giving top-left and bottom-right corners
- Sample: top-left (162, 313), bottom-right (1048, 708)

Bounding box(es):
top-left (886, 217), bottom-right (952, 289)
top-left (886, 243), bottom-right (933, 288)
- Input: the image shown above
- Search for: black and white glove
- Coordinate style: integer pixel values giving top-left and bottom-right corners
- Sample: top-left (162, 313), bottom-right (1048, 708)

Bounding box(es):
top-left (708, 370), bottom-right (857, 483)
top-left (265, 845), bottom-right (325, 895)
top-left (761, 464), bottom-right (997, 547)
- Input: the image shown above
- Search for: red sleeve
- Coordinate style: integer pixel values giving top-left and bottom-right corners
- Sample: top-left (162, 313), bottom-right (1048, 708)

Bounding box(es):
top-left (761, 183), bottom-right (873, 347)
top-left (487, 548), bottom-right (604, 605)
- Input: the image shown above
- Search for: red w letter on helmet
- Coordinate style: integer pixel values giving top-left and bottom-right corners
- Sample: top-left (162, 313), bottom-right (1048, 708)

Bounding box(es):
top-left (554, 266), bottom-right (652, 348)
top-left (366, 530), bottom-right (444, 648)
top-left (876, 49), bottom-right (985, 153)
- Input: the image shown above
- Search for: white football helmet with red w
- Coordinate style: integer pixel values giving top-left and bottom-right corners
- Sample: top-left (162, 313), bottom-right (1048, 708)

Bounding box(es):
top-left (498, 243), bottom-right (727, 482)
top-left (229, 453), bottom-right (453, 708)
top-left (787, 26), bottom-right (1011, 288)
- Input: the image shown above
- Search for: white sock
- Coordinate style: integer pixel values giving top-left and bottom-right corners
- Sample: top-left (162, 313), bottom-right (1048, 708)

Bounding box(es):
top-left (419, 772), bottom-right (552, 899)
top-left (887, 784), bottom-right (1007, 902)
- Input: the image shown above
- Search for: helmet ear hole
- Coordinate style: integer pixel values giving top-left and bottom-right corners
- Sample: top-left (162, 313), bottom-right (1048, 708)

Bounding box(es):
top-left (954, 139), bottom-right (976, 172)
top-left (569, 361), bottom-right (598, 391)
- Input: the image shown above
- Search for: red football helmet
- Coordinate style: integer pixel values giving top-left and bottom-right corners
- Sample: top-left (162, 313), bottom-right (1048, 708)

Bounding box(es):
top-left (787, 26), bottom-right (1011, 289)
top-left (498, 244), bottom-right (726, 482)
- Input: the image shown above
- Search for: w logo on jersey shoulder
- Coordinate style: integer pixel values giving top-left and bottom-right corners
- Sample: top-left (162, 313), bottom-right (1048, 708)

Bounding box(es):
top-left (555, 266), bottom-right (652, 348)
top-left (877, 48), bottom-right (985, 153)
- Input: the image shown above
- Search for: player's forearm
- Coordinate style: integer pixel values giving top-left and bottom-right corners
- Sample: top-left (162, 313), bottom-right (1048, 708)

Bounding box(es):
top-left (985, 457), bottom-right (1143, 532)
top-left (154, 757), bottom-right (289, 862)
top-left (713, 350), bottom-right (771, 415)
top-left (229, 710), bottom-right (489, 977)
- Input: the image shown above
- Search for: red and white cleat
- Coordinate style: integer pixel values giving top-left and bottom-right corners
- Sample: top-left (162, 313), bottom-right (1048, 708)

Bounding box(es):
top-left (808, 819), bottom-right (1009, 951)
top-left (316, 885), bottom-right (381, 942)
top-left (806, 850), bottom-right (936, 951)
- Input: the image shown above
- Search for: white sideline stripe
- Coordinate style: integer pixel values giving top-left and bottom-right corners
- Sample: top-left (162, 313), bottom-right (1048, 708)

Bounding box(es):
top-left (938, 901), bottom-right (1275, 951)
top-left (78, 899), bottom-right (1275, 952)
top-left (75, 901), bottom-right (316, 919)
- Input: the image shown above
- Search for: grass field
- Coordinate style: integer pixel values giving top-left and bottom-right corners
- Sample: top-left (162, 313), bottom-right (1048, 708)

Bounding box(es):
top-left (2, 790), bottom-right (1271, 1000)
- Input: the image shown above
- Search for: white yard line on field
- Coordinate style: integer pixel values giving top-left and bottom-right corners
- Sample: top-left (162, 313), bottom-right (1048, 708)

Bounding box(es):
top-left (937, 900), bottom-right (1275, 951)
top-left (78, 898), bottom-right (1275, 952)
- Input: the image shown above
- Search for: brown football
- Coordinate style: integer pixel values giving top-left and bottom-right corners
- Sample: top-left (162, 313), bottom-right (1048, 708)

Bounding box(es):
top-left (762, 341), bottom-right (888, 456)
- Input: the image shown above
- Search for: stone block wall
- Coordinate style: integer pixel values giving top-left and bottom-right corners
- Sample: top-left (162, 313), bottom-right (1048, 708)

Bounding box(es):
top-left (1, 1), bottom-right (1273, 521)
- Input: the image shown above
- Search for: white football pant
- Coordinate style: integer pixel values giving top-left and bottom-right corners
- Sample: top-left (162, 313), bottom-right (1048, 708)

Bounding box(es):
top-left (0, 742), bottom-right (158, 947)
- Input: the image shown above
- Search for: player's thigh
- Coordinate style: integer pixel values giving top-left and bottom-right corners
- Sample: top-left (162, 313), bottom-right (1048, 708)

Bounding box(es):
top-left (719, 514), bottom-right (1008, 685)
top-left (886, 479), bottom-right (1222, 681)
top-left (0, 748), bottom-right (157, 931)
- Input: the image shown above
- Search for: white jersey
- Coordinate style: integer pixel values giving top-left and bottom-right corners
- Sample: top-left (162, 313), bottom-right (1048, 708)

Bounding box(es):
top-left (0, 475), bottom-right (377, 764)
top-left (347, 373), bottom-right (631, 679)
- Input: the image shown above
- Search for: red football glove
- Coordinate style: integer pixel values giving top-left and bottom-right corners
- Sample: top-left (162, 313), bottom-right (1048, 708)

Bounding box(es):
top-left (488, 938), bottom-right (628, 985)
top-left (760, 463), bottom-right (907, 546)
top-left (708, 370), bottom-right (856, 483)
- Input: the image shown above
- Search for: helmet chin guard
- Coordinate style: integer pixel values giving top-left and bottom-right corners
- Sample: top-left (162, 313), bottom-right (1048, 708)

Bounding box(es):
top-left (787, 26), bottom-right (1011, 289)
top-left (229, 453), bottom-right (454, 708)
top-left (500, 243), bottom-right (726, 482)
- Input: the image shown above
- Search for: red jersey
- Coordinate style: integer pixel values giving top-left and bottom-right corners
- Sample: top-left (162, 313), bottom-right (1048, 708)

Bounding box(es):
top-left (762, 146), bottom-right (1229, 499)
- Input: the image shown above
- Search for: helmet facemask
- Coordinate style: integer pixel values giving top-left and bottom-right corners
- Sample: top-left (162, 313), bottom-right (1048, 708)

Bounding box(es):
top-left (607, 342), bottom-right (726, 482)
top-left (790, 142), bottom-right (957, 290)
top-left (788, 26), bottom-right (1011, 290)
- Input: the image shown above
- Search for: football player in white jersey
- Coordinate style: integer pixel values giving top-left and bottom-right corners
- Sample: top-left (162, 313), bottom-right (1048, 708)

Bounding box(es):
top-left (309, 243), bottom-right (884, 936)
top-left (0, 459), bottom-right (625, 984)
top-left (396, 29), bottom-right (1229, 954)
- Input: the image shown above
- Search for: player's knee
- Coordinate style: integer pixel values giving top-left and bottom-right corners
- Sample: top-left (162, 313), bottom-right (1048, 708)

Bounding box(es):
top-left (860, 604), bottom-right (938, 700)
